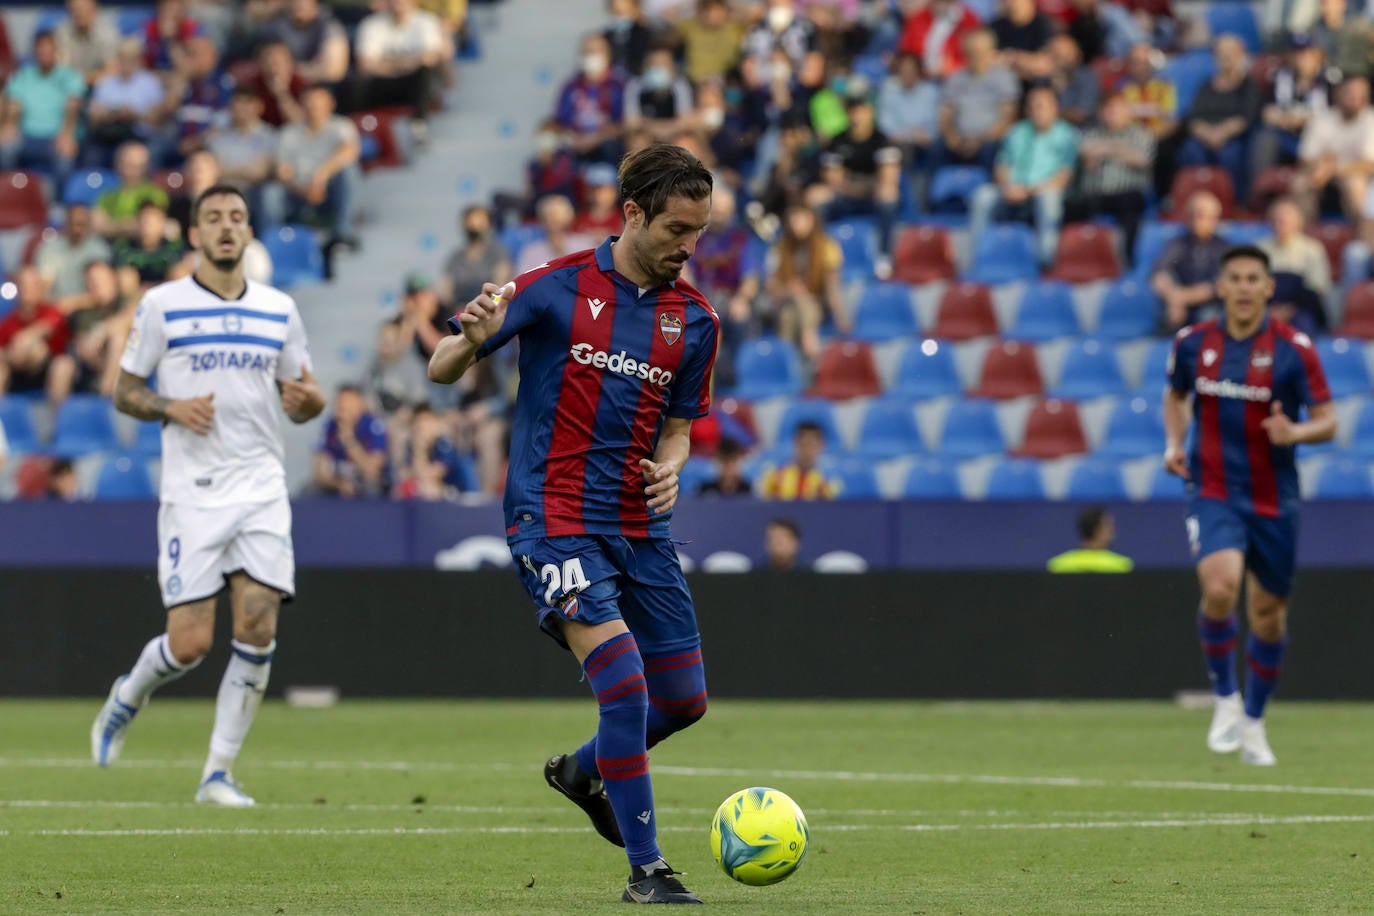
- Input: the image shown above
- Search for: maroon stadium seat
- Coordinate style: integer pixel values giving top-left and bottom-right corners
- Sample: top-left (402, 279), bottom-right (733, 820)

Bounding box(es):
top-left (0, 172), bottom-right (48, 229)
top-left (1309, 222), bottom-right (1354, 283)
top-left (1164, 167), bottom-right (1238, 220)
top-left (973, 341), bottom-right (1044, 399)
top-left (1337, 281), bottom-right (1374, 339)
top-left (1016, 398), bottom-right (1088, 458)
top-left (1047, 223), bottom-right (1121, 283)
top-left (351, 110), bottom-right (407, 172)
top-left (1249, 165), bottom-right (1298, 214)
top-left (808, 340), bottom-right (884, 400)
top-left (891, 225), bottom-right (957, 284)
top-left (932, 282), bottom-right (997, 340)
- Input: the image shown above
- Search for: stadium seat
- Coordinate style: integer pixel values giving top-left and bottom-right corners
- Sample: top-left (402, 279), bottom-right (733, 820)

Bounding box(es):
top-left (891, 225), bottom-right (957, 283)
top-left (733, 336), bottom-right (804, 400)
top-left (893, 338), bottom-right (963, 400)
top-left (0, 171), bottom-right (49, 229)
top-left (0, 17), bottom-right (15, 86)
top-left (93, 452), bottom-right (156, 500)
top-left (974, 341), bottom-right (1044, 399)
top-left (1007, 281), bottom-right (1079, 342)
top-left (856, 396), bottom-right (924, 459)
top-left (984, 457), bottom-right (1046, 499)
top-left (62, 169), bottom-right (118, 207)
top-left (117, 7), bottom-right (154, 35)
top-left (52, 394), bottom-right (120, 456)
top-left (132, 420), bottom-right (162, 458)
top-left (773, 399), bottom-right (843, 454)
top-left (828, 218), bottom-right (877, 280)
top-left (903, 457), bottom-right (962, 498)
top-left (1091, 56), bottom-right (1126, 93)
top-left (1096, 278), bottom-right (1158, 340)
top-left (1051, 338), bottom-right (1128, 400)
top-left (928, 166), bottom-right (988, 214)
top-left (1065, 458), bottom-right (1129, 501)
top-left (1336, 282), bottom-right (1374, 338)
top-left (1131, 221), bottom-right (1185, 279)
top-left (1207, 5), bottom-right (1262, 52)
top-left (932, 282), bottom-right (997, 340)
top-left (851, 282), bottom-right (919, 341)
top-left (351, 110), bottom-right (407, 172)
top-left (499, 222), bottom-right (545, 256)
top-left (1312, 458), bottom-right (1374, 499)
top-left (964, 222), bottom-right (1040, 284)
top-left (1016, 398), bottom-right (1088, 458)
top-left (1046, 223), bottom-right (1120, 283)
top-left (808, 340), bottom-right (883, 400)
top-left (1136, 337), bottom-right (1176, 395)
top-left (0, 396), bottom-right (39, 453)
top-left (1161, 50), bottom-right (1216, 113)
top-left (715, 396), bottom-right (758, 446)
top-left (938, 398), bottom-right (1005, 458)
top-left (831, 461), bottom-right (880, 498)
top-left (1248, 165), bottom-right (1298, 213)
top-left (1221, 222), bottom-right (1268, 246)
top-left (1148, 464), bottom-right (1187, 500)
top-left (1098, 397), bottom-right (1166, 458)
top-left (1164, 167), bottom-right (1237, 220)
top-left (1345, 401), bottom-right (1374, 457)
top-left (153, 168), bottom-right (185, 194)
top-left (260, 224), bottom-right (325, 288)
top-left (34, 8), bottom-right (67, 36)
top-left (1310, 222), bottom-right (1354, 282)
top-left (1315, 338), bottom-right (1371, 399)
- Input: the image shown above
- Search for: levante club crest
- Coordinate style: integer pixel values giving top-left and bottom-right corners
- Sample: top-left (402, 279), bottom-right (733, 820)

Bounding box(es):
top-left (659, 312), bottom-right (683, 345)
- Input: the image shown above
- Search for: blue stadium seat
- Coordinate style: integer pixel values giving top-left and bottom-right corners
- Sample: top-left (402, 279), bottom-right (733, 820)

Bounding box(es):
top-left (733, 336), bottom-right (805, 401)
top-left (929, 166), bottom-right (989, 214)
top-left (133, 420), bottom-right (162, 458)
top-left (1098, 397), bottom-right (1166, 458)
top-left (1161, 50), bottom-right (1216, 113)
top-left (1096, 278), bottom-right (1157, 340)
top-left (1136, 338), bottom-right (1175, 395)
top-left (1007, 281), bottom-right (1079, 341)
top-left (1345, 401), bottom-right (1374, 458)
top-left (1313, 458), bottom-right (1374, 499)
top-left (261, 224), bottom-right (325, 289)
top-left (938, 398), bottom-right (1005, 458)
top-left (0, 396), bottom-right (39, 452)
top-left (1148, 464), bottom-right (1187, 500)
top-left (893, 339), bottom-right (962, 400)
top-left (1221, 221), bottom-right (1268, 246)
top-left (93, 452), bottom-right (156, 500)
top-left (35, 8), bottom-right (68, 36)
top-left (62, 169), bottom-right (118, 207)
top-left (851, 282), bottom-right (918, 341)
top-left (1315, 338), bottom-right (1371, 399)
top-left (1131, 221), bottom-right (1184, 279)
top-left (984, 458), bottom-right (1045, 499)
top-left (831, 460), bottom-right (880, 498)
top-left (964, 223), bottom-right (1039, 284)
top-left (116, 7), bottom-right (154, 35)
top-left (1052, 338), bottom-right (1128, 400)
top-left (52, 394), bottom-right (120, 456)
top-left (1207, 5), bottom-right (1262, 52)
top-left (773, 399), bottom-right (843, 456)
top-left (903, 457), bottom-right (961, 498)
top-left (856, 396), bottom-right (923, 459)
top-left (829, 218), bottom-right (877, 281)
top-left (499, 222), bottom-right (545, 256)
top-left (1065, 457), bottom-right (1129, 500)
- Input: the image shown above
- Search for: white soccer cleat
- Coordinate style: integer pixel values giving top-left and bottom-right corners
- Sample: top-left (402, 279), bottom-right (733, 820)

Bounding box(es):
top-left (1240, 716), bottom-right (1277, 766)
top-left (195, 771), bottom-right (256, 807)
top-left (1206, 693), bottom-right (1243, 754)
top-left (91, 677), bottom-right (143, 767)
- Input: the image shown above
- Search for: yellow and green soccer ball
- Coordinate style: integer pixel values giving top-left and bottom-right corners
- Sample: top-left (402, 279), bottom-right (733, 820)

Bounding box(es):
top-left (709, 787), bottom-right (809, 886)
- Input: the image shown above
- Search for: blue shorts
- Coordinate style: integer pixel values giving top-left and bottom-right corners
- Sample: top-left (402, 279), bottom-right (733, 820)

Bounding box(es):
top-left (1185, 499), bottom-right (1298, 598)
top-left (510, 535), bottom-right (701, 656)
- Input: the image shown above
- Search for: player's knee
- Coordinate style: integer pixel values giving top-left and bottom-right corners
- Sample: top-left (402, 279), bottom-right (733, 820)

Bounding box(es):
top-left (233, 613), bottom-right (277, 647)
top-left (1200, 575), bottom-right (1241, 612)
top-left (168, 629), bottom-right (212, 665)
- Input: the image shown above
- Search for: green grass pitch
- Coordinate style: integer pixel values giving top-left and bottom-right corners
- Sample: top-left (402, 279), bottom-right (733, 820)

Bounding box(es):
top-left (4, 699), bottom-right (1374, 913)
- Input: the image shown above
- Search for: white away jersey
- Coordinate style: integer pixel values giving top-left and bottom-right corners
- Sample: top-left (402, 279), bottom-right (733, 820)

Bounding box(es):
top-left (120, 275), bottom-right (312, 507)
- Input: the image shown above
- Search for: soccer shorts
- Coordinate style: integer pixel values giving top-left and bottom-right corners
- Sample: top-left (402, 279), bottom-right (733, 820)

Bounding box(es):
top-left (510, 535), bottom-right (701, 655)
top-left (157, 497), bottom-right (296, 608)
top-left (1185, 498), bottom-right (1298, 598)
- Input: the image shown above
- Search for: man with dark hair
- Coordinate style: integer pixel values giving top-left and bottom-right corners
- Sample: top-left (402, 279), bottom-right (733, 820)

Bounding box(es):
top-left (429, 143), bottom-right (717, 905)
top-left (0, 30), bottom-right (84, 187)
top-left (1164, 243), bottom-right (1335, 767)
top-left (763, 516), bottom-right (801, 570)
top-left (1047, 507), bottom-right (1134, 572)
top-left (759, 420), bottom-right (838, 500)
top-left (698, 436), bottom-right (752, 496)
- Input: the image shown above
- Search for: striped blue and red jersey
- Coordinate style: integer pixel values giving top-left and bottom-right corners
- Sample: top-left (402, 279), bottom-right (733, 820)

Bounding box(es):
top-left (1168, 316), bottom-right (1330, 517)
top-left (452, 237), bottom-right (719, 542)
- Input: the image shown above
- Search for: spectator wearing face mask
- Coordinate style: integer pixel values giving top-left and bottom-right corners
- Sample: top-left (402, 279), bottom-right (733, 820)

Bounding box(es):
top-left (743, 0), bottom-right (823, 85)
top-left (603, 0), bottom-right (655, 77)
top-left (554, 33), bottom-right (627, 165)
top-left (674, 0), bottom-right (745, 85)
top-left (623, 45), bottom-right (695, 143)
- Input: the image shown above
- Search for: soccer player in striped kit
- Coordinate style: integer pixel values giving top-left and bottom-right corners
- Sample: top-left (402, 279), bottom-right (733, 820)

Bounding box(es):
top-left (1164, 245), bottom-right (1335, 766)
top-left (429, 144), bottom-right (717, 904)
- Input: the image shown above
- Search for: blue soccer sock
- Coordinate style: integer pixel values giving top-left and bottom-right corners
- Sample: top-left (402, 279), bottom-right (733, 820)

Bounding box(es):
top-left (1244, 633), bottom-right (1287, 720)
top-left (582, 632), bottom-right (659, 866)
top-left (1197, 611), bottom-right (1239, 697)
top-left (644, 647), bottom-right (707, 749)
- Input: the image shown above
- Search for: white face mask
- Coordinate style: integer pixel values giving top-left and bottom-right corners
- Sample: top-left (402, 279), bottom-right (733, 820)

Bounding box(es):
top-left (767, 6), bottom-right (795, 31)
top-left (643, 66), bottom-right (672, 90)
top-left (701, 107), bottom-right (725, 129)
top-left (582, 53), bottom-right (609, 78)
top-left (536, 132), bottom-right (560, 153)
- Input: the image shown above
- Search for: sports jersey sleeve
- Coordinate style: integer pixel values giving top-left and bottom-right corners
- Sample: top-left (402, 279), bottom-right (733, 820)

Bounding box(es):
top-left (458, 273), bottom-right (549, 360)
top-left (1167, 329), bottom-right (1196, 394)
top-left (667, 311), bottom-right (719, 419)
top-left (119, 294), bottom-right (167, 378)
top-left (1290, 333), bottom-right (1331, 407)
top-left (278, 303), bottom-right (313, 380)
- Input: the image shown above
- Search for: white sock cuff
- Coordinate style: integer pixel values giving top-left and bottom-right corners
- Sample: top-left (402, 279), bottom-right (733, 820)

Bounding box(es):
top-left (229, 639), bottom-right (276, 664)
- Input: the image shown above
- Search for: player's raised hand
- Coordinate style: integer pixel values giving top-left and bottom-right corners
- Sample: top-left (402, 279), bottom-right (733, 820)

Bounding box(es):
top-left (456, 281), bottom-right (515, 346)
top-left (641, 458), bottom-right (680, 515)
top-left (167, 392), bottom-right (215, 435)
top-left (1261, 401), bottom-right (1295, 445)
top-left (1163, 444), bottom-right (1189, 480)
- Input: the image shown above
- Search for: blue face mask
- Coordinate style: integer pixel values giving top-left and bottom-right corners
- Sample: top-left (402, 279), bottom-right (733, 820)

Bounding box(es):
top-left (724, 87), bottom-right (744, 106)
top-left (829, 77), bottom-right (848, 95)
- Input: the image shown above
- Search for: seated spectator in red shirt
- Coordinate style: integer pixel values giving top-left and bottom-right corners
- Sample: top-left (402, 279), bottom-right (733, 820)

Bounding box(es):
top-left (573, 163), bottom-right (624, 237)
top-left (143, 0), bottom-right (199, 73)
top-left (248, 41), bottom-right (307, 128)
top-left (897, 0), bottom-right (982, 80)
top-left (553, 33), bottom-right (627, 165)
top-left (0, 266), bottom-right (77, 406)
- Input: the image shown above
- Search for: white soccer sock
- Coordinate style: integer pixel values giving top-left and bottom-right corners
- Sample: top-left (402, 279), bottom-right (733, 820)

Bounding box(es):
top-left (118, 634), bottom-right (202, 706)
top-left (203, 640), bottom-right (275, 780)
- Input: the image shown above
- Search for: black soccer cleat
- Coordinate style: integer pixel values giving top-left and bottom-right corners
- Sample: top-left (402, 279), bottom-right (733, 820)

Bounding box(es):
top-left (544, 753), bottom-right (624, 848)
top-left (622, 859), bottom-right (703, 905)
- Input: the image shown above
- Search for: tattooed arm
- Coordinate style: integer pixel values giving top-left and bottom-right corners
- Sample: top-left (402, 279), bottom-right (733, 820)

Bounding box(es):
top-left (114, 370), bottom-right (215, 435)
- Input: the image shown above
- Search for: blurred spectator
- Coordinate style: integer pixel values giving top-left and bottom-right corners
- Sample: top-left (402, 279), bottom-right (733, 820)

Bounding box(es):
top-left (113, 201), bottom-right (193, 300)
top-left (167, 35), bottom-right (234, 158)
top-left (54, 0), bottom-right (121, 86)
top-left (1151, 190), bottom-right (1229, 331)
top-left (0, 415), bottom-right (7, 473)
top-left (165, 148), bottom-right (218, 241)
top-left (808, 57), bottom-right (856, 143)
top-left (418, 0), bottom-right (467, 61)
top-left (1264, 0), bottom-right (1318, 37)
top-left (897, 0), bottom-right (981, 80)
top-left (268, 85), bottom-right (363, 248)
top-left (86, 38), bottom-right (168, 169)
top-left (93, 141), bottom-right (170, 240)
top-left (697, 437), bottom-right (752, 496)
top-left (1312, 0), bottom-right (1371, 81)
top-left (1117, 42), bottom-right (1177, 141)
top-left (438, 204), bottom-right (512, 313)
top-left (554, 33), bottom-right (627, 165)
top-left (394, 405), bottom-right (473, 500)
top-left (760, 202), bottom-right (846, 361)
top-left (0, 31), bottom-right (85, 188)
top-left (693, 80), bottom-right (752, 183)
top-left (247, 40), bottom-right (307, 129)
top-left (35, 204), bottom-right (113, 307)
top-left (143, 0), bottom-right (199, 73)
top-left (623, 45), bottom-right (696, 143)
top-left (1065, 92), bottom-right (1153, 261)
top-left (260, 0), bottom-right (351, 87)
top-left (206, 88), bottom-right (279, 230)
top-left (517, 120), bottom-right (581, 213)
top-left (371, 279), bottom-right (434, 413)
top-left (970, 86), bottom-right (1079, 268)
top-left (1177, 35), bottom-right (1260, 201)
top-left (0, 267), bottom-right (77, 405)
top-left (1066, 0), bottom-right (1146, 61)
top-left (573, 163), bottom-right (624, 236)
top-left (1297, 76), bottom-right (1374, 225)
top-left (758, 420), bottom-right (837, 500)
top-left (354, 0), bottom-right (445, 140)
top-left (744, 0), bottom-right (823, 80)
top-left (515, 195), bottom-right (595, 274)
top-left (605, 0), bottom-right (655, 77)
top-left (1046, 33), bottom-right (1100, 128)
top-left (47, 458), bottom-right (80, 502)
top-left (763, 517), bottom-right (802, 569)
top-left (313, 384), bottom-right (390, 498)
top-left (991, 0), bottom-right (1055, 85)
top-left (877, 52), bottom-right (940, 180)
top-left (1258, 196), bottom-right (1331, 333)
top-left (70, 261), bottom-right (128, 394)
top-left (1250, 35), bottom-right (1330, 188)
top-left (697, 185), bottom-right (758, 387)
top-left (935, 30), bottom-right (1020, 172)
top-left (1046, 507), bottom-right (1134, 572)
top-left (674, 0), bottom-right (745, 84)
